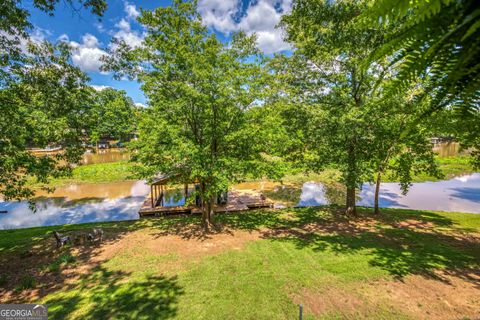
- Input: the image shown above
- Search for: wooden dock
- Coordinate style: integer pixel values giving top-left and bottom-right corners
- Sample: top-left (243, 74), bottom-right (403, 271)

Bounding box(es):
top-left (139, 188), bottom-right (272, 217)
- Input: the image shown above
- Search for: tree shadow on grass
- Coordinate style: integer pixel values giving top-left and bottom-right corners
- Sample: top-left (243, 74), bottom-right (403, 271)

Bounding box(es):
top-left (161, 206), bottom-right (479, 285)
top-left (43, 266), bottom-right (183, 320)
top-left (245, 207), bottom-right (480, 286)
top-left (137, 207), bottom-right (479, 286)
top-left (0, 219), bottom-right (173, 302)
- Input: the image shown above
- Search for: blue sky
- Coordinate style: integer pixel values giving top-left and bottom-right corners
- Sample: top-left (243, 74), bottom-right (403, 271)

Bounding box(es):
top-left (26, 0), bottom-right (292, 106)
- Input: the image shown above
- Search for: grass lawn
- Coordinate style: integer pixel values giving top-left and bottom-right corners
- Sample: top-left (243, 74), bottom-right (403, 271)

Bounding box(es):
top-left (0, 207), bottom-right (479, 319)
top-left (31, 161), bottom-right (138, 189)
top-left (412, 155), bottom-right (476, 182)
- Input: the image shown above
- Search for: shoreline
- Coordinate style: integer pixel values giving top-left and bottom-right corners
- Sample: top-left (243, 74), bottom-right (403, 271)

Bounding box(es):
top-left (1, 206), bottom-right (479, 233)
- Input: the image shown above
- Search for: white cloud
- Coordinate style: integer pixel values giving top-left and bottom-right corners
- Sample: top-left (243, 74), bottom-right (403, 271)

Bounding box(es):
top-left (124, 1), bottom-right (140, 19)
top-left (60, 33), bottom-right (109, 73)
top-left (198, 0), bottom-right (292, 54)
top-left (30, 27), bottom-right (50, 44)
top-left (82, 33), bottom-right (100, 48)
top-left (91, 85), bottom-right (111, 91)
top-left (95, 22), bottom-right (106, 33)
top-left (135, 102), bottom-right (146, 108)
top-left (112, 18), bottom-right (144, 48)
top-left (198, 0), bottom-right (239, 33)
top-left (116, 18), bottom-right (131, 31)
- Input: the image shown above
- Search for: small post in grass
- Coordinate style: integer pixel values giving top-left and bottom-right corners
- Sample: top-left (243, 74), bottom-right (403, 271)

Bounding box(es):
top-left (299, 304), bottom-right (303, 320)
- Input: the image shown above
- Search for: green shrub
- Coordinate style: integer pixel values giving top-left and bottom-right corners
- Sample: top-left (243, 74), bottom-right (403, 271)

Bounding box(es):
top-left (45, 262), bottom-right (61, 273)
top-left (58, 253), bottom-right (76, 265)
top-left (41, 253), bottom-right (77, 274)
top-left (15, 275), bottom-right (36, 291)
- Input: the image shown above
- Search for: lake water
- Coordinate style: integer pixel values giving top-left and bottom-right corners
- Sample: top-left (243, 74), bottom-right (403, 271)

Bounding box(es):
top-left (31, 148), bottom-right (130, 165)
top-left (1, 174), bottom-right (478, 230)
top-left (0, 181), bottom-right (149, 230)
top-left (297, 173), bottom-right (480, 213)
top-left (81, 148), bottom-right (130, 165)
top-left (0, 182), bottom-right (196, 230)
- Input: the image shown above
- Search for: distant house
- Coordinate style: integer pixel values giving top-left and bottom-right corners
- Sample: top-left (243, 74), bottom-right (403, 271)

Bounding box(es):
top-left (97, 139), bottom-right (110, 149)
top-left (431, 137), bottom-right (441, 144)
top-left (430, 136), bottom-right (455, 144)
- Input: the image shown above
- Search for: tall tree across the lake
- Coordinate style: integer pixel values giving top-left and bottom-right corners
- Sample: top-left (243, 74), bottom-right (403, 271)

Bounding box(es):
top-left (88, 88), bottom-right (137, 145)
top-left (279, 0), bottom-right (439, 215)
top-left (104, 0), bottom-right (270, 228)
top-left (0, 0), bottom-right (106, 200)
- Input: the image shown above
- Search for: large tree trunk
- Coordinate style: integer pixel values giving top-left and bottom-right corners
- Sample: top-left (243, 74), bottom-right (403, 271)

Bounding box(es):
top-left (345, 186), bottom-right (356, 216)
top-left (374, 170), bottom-right (382, 215)
top-left (202, 201), bottom-right (213, 230)
top-left (345, 140), bottom-right (357, 216)
top-left (200, 182), bottom-right (214, 231)
top-left (200, 182), bottom-right (212, 231)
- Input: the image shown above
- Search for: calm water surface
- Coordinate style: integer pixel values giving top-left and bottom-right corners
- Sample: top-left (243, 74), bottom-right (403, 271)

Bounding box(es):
top-left (0, 183), bottom-right (193, 230)
top-left (81, 148), bottom-right (130, 165)
top-left (1, 174), bottom-right (479, 230)
top-left (297, 174), bottom-right (480, 213)
top-left (0, 181), bottom-right (149, 230)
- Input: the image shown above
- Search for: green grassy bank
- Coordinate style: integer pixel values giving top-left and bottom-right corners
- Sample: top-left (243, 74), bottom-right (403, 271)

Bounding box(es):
top-left (33, 161), bottom-right (138, 189)
top-left (284, 155), bottom-right (476, 185)
top-left (31, 155), bottom-right (475, 190)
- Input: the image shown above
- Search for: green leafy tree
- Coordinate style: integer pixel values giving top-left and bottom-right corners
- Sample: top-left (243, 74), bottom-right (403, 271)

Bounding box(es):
top-left (0, 43), bottom-right (94, 200)
top-left (365, 0), bottom-right (479, 110)
top-left (104, 0), bottom-right (269, 228)
top-left (264, 54), bottom-right (329, 174)
top-left (366, 86), bottom-right (440, 214)
top-left (1, 0), bottom-right (106, 77)
top-left (89, 88), bottom-right (137, 145)
top-left (0, 0), bottom-right (106, 200)
top-left (279, 0), bottom-right (439, 215)
top-left (280, 0), bottom-right (390, 215)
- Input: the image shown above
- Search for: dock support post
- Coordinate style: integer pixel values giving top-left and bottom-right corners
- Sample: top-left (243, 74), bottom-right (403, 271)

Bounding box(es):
top-left (150, 185), bottom-right (154, 208)
top-left (161, 185), bottom-right (164, 206)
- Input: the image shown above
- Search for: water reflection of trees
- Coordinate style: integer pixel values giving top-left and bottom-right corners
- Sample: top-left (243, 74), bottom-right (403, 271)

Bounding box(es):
top-left (265, 185), bottom-right (302, 206)
top-left (265, 183), bottom-right (346, 207)
top-left (323, 183), bottom-right (345, 205)
top-left (163, 188), bottom-right (186, 206)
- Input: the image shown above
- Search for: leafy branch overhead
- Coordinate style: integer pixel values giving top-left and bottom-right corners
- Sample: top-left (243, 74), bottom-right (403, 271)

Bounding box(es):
top-left (364, 0), bottom-right (479, 112)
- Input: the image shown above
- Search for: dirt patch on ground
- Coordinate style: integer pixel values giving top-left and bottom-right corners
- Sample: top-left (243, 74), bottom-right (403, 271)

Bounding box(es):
top-left (292, 270), bottom-right (480, 319)
top-left (291, 287), bottom-right (382, 319)
top-left (365, 270), bottom-right (480, 320)
top-left (96, 228), bottom-right (260, 266)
